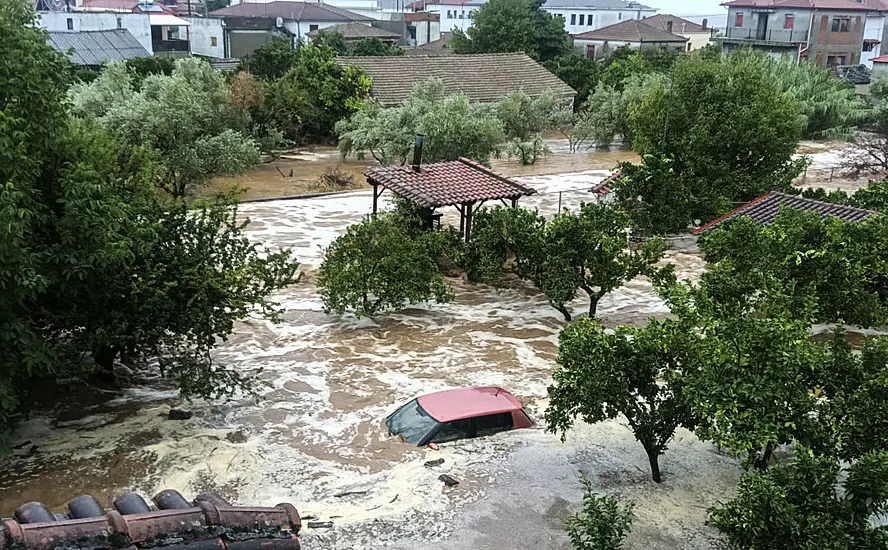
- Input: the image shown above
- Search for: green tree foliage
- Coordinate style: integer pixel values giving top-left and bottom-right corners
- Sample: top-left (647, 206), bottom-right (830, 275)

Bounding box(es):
top-left (562, 83), bottom-right (630, 153)
top-left (498, 90), bottom-right (563, 164)
top-left (239, 37), bottom-right (300, 80)
top-left (698, 209), bottom-right (888, 328)
top-left (336, 78), bottom-right (504, 165)
top-left (349, 37), bottom-right (403, 56)
top-left (123, 55), bottom-right (176, 87)
top-left (846, 77), bottom-right (888, 177)
top-left (450, 0), bottom-right (571, 61)
top-left (543, 53), bottom-right (600, 108)
top-left (264, 43), bottom-right (371, 143)
top-left (546, 319), bottom-right (695, 482)
top-left (465, 204), bottom-right (668, 321)
top-left (621, 55), bottom-right (805, 230)
top-left (710, 449), bottom-right (888, 549)
top-left (205, 0), bottom-right (230, 12)
top-left (614, 155), bottom-right (696, 235)
top-left (566, 472), bottom-right (634, 550)
top-left (731, 50), bottom-right (867, 139)
top-left (313, 32), bottom-right (349, 55)
top-left (70, 58), bottom-right (260, 197)
top-left (317, 213), bottom-right (454, 317)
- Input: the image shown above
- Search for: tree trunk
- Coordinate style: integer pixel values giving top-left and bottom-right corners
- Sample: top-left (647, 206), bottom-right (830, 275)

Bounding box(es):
top-left (644, 443), bottom-right (663, 483)
top-left (755, 443), bottom-right (774, 472)
top-left (93, 346), bottom-right (118, 383)
top-left (588, 294), bottom-right (600, 318)
top-left (554, 304), bottom-right (572, 322)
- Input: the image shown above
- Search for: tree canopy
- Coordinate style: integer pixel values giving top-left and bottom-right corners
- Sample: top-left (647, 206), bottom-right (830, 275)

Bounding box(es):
top-left (450, 0), bottom-right (571, 61)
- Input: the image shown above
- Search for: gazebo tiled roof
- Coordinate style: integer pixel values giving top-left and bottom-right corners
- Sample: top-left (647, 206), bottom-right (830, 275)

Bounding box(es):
top-left (365, 157), bottom-right (536, 208)
top-left (693, 192), bottom-right (878, 234)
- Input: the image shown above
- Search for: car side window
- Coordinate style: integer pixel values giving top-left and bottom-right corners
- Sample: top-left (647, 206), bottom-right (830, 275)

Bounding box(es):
top-left (475, 412), bottom-right (514, 437)
top-left (431, 418), bottom-right (472, 443)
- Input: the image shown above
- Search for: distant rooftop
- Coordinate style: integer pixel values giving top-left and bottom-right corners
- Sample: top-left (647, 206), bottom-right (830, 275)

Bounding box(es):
top-left (721, 0), bottom-right (873, 11)
top-left (574, 19), bottom-right (688, 42)
top-left (307, 22), bottom-right (400, 40)
top-left (694, 192), bottom-right (879, 234)
top-left (642, 14), bottom-right (710, 33)
top-left (209, 1), bottom-right (373, 21)
top-left (47, 29), bottom-right (150, 66)
top-left (336, 53), bottom-right (575, 106)
top-left (542, 0), bottom-right (655, 9)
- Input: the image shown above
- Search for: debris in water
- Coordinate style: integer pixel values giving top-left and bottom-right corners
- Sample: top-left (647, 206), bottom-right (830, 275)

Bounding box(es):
top-left (334, 490), bottom-right (368, 498)
top-left (438, 474), bottom-right (459, 487)
top-left (167, 409), bottom-right (193, 420)
top-left (424, 458), bottom-right (445, 468)
top-left (428, 443), bottom-right (440, 451)
top-left (308, 521), bottom-right (334, 529)
top-left (12, 440), bottom-right (32, 450)
top-left (225, 430), bottom-right (248, 444)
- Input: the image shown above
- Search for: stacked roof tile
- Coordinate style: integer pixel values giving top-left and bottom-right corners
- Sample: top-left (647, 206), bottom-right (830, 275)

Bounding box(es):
top-left (336, 53), bottom-right (575, 106)
top-left (209, 1), bottom-right (372, 21)
top-left (0, 489), bottom-right (300, 550)
top-left (307, 22), bottom-right (401, 40)
top-left (573, 19), bottom-right (688, 42)
top-left (693, 192), bottom-right (879, 234)
top-left (365, 157), bottom-right (536, 207)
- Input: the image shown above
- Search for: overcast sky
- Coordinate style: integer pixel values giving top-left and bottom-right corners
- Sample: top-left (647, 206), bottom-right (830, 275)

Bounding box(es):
top-left (643, 0), bottom-right (726, 15)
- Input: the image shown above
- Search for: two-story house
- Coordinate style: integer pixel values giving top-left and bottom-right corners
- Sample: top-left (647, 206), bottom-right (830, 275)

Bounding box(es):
top-left (719, 0), bottom-right (872, 69)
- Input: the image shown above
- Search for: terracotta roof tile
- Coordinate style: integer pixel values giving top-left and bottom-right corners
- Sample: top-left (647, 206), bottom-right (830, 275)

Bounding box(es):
top-left (573, 19), bottom-right (688, 42)
top-left (642, 14), bottom-right (710, 34)
top-left (336, 53), bottom-right (575, 106)
top-left (307, 22), bottom-right (400, 39)
top-left (365, 158), bottom-right (537, 207)
top-left (693, 192), bottom-right (878, 234)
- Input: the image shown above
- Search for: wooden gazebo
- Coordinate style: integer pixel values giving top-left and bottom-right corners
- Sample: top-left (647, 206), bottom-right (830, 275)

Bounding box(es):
top-left (364, 157), bottom-right (537, 241)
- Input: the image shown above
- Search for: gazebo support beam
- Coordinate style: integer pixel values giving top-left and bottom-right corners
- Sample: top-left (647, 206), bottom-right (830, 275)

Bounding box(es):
top-left (464, 201), bottom-right (476, 242)
top-left (511, 197), bottom-right (518, 208)
top-left (371, 183), bottom-right (385, 216)
top-left (457, 204), bottom-right (466, 235)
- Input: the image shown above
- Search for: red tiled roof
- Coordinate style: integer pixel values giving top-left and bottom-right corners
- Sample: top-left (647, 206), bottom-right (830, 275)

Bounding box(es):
top-left (209, 1), bottom-right (372, 21)
top-left (0, 489), bottom-right (301, 549)
top-left (404, 11), bottom-right (440, 21)
top-left (365, 158), bottom-right (537, 207)
top-left (590, 170), bottom-right (620, 197)
top-left (693, 192), bottom-right (878, 234)
top-left (573, 19), bottom-right (688, 42)
top-left (721, 0), bottom-right (872, 11)
top-left (872, 53), bottom-right (888, 62)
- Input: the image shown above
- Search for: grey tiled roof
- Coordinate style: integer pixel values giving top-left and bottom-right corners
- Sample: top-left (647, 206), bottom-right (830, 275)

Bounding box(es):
top-left (642, 14), bottom-right (710, 33)
top-left (336, 53), bottom-right (576, 106)
top-left (47, 29), bottom-right (150, 66)
top-left (694, 192), bottom-right (879, 234)
top-left (307, 22), bottom-right (400, 40)
top-left (542, 0), bottom-right (654, 9)
top-left (209, 1), bottom-right (372, 21)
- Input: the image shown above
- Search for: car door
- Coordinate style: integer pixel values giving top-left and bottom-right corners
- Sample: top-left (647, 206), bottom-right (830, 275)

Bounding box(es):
top-left (473, 412), bottom-right (514, 438)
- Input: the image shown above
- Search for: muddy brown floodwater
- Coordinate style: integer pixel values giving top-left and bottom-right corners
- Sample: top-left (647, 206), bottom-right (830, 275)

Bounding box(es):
top-left (0, 140), bottom-right (874, 549)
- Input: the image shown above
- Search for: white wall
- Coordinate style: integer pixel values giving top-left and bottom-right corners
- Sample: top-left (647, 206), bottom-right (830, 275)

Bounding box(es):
top-left (409, 18), bottom-right (440, 45)
top-left (547, 7), bottom-right (656, 35)
top-left (182, 16), bottom-right (224, 57)
top-left (678, 30), bottom-right (711, 51)
top-left (284, 19), bottom-right (371, 41)
top-left (862, 14), bottom-right (885, 67)
top-left (38, 11), bottom-right (153, 53)
top-left (429, 3), bottom-right (483, 33)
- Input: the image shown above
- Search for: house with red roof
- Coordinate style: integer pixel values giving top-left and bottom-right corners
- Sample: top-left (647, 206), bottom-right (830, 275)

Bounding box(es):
top-left (718, 0), bottom-right (888, 69)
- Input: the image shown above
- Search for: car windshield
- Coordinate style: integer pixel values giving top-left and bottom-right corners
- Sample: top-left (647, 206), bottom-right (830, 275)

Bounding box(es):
top-left (386, 399), bottom-right (440, 444)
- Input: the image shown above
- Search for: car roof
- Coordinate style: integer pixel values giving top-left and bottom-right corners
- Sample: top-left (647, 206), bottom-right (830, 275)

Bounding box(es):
top-left (416, 387), bottom-right (523, 422)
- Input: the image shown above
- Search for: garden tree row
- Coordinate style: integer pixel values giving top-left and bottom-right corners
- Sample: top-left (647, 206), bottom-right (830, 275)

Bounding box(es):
top-left (0, 2), bottom-right (299, 437)
top-left (317, 200), bottom-right (668, 323)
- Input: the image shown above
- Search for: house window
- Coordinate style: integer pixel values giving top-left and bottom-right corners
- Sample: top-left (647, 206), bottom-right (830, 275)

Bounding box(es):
top-left (579, 14), bottom-right (584, 25)
top-left (588, 13), bottom-right (593, 26)
top-left (571, 13), bottom-right (576, 25)
top-left (585, 44), bottom-right (595, 58)
top-left (618, 12), bottom-right (622, 20)
top-left (735, 13), bottom-right (743, 27)
top-left (831, 17), bottom-right (850, 32)
top-left (66, 17), bottom-right (73, 30)
top-left (211, 36), bottom-right (217, 47)
top-left (116, 16), bottom-right (122, 28)
top-left (687, 43), bottom-right (692, 52)
top-left (826, 55), bottom-right (846, 66)
top-left (309, 24), bottom-right (319, 31)
top-left (784, 14), bottom-right (794, 29)
top-left (864, 40), bottom-right (878, 52)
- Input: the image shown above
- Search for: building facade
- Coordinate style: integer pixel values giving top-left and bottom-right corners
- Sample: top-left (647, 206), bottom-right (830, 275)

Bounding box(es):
top-left (641, 13), bottom-right (712, 51)
top-left (720, 0), bottom-right (872, 68)
top-left (39, 11), bottom-right (154, 52)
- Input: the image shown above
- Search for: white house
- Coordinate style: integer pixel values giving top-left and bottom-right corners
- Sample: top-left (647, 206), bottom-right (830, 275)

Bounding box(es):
top-left (573, 18), bottom-right (687, 59)
top-left (542, 0), bottom-right (657, 35)
top-left (38, 11), bottom-right (154, 53)
top-left (182, 16), bottom-right (225, 57)
top-left (406, 0), bottom-right (482, 32)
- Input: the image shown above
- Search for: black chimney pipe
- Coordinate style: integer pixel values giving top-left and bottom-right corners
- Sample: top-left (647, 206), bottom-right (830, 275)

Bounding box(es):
top-left (412, 134), bottom-right (424, 171)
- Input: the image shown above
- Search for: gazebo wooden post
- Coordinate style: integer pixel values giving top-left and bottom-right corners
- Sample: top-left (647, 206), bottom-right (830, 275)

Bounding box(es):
top-left (464, 200), bottom-right (476, 242)
top-left (371, 182), bottom-right (379, 216)
top-left (511, 197), bottom-right (518, 208)
top-left (458, 204), bottom-right (466, 236)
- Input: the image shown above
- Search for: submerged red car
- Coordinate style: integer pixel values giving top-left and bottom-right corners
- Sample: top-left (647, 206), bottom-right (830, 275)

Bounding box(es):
top-left (386, 387), bottom-right (535, 446)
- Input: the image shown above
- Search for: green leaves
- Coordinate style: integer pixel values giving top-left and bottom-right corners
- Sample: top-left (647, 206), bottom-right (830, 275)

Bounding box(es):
top-left (317, 213), bottom-right (454, 317)
top-left (566, 472), bottom-right (634, 550)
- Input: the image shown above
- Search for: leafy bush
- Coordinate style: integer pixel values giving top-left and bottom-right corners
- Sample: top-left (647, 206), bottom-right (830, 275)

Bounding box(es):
top-left (566, 472), bottom-right (634, 550)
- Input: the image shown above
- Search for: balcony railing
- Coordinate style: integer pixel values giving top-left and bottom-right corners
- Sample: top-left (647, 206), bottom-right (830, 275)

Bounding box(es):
top-left (721, 27), bottom-right (808, 44)
top-left (152, 39), bottom-right (190, 52)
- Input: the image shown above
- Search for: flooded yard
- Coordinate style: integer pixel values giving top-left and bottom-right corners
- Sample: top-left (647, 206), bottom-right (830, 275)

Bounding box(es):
top-left (0, 140), bottom-right (871, 549)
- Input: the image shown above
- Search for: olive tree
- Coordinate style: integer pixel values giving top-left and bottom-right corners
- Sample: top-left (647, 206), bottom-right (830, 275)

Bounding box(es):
top-left (546, 319), bottom-right (695, 482)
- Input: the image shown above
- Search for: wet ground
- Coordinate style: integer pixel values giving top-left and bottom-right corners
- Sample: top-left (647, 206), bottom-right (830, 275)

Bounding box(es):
top-left (0, 140), bottom-right (872, 549)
